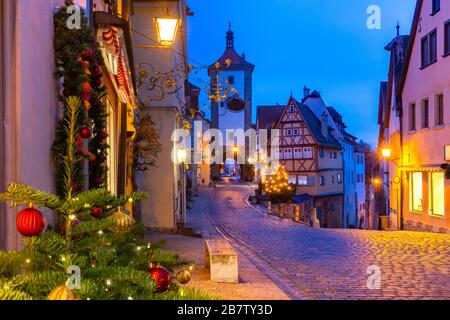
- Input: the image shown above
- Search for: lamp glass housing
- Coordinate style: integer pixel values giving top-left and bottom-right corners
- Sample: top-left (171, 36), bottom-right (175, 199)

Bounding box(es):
top-left (155, 18), bottom-right (179, 46)
top-left (381, 148), bottom-right (392, 158)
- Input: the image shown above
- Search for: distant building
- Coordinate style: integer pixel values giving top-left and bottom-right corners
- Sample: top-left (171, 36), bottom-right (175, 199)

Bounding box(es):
top-left (133, 0), bottom-right (190, 232)
top-left (208, 25), bottom-right (254, 181)
top-left (186, 82), bottom-right (211, 195)
top-left (377, 26), bottom-right (409, 230)
top-left (302, 89), bottom-right (365, 228)
top-left (257, 96), bottom-right (344, 228)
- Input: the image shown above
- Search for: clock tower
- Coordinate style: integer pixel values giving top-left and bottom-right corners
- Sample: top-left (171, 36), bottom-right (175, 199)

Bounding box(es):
top-left (208, 24), bottom-right (255, 180)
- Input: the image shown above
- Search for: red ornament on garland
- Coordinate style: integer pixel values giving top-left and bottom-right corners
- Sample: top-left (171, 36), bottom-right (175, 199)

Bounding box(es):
top-left (148, 265), bottom-right (171, 292)
top-left (16, 204), bottom-right (45, 237)
top-left (80, 127), bottom-right (92, 139)
top-left (91, 207), bottom-right (103, 218)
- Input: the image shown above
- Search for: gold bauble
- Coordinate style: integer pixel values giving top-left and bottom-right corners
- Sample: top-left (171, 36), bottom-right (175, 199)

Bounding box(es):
top-left (108, 207), bottom-right (135, 232)
top-left (175, 269), bottom-right (191, 285)
top-left (47, 284), bottom-right (78, 300)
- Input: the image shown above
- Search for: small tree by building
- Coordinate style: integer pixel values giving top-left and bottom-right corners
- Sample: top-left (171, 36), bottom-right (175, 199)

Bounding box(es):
top-left (264, 165), bottom-right (294, 204)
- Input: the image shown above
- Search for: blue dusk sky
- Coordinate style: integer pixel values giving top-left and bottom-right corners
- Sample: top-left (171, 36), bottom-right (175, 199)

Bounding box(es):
top-left (186, 0), bottom-right (416, 145)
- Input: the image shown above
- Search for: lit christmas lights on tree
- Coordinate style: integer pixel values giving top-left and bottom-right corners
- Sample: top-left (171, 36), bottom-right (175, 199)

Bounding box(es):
top-left (264, 165), bottom-right (294, 204)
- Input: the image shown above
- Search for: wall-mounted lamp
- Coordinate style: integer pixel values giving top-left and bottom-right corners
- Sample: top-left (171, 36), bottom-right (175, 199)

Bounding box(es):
top-left (154, 17), bottom-right (179, 46)
top-left (381, 148), bottom-right (392, 158)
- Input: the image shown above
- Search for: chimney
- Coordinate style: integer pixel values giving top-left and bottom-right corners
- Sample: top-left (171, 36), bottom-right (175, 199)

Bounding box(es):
top-left (303, 85), bottom-right (310, 98)
top-left (242, 52), bottom-right (246, 60)
top-left (321, 112), bottom-right (328, 139)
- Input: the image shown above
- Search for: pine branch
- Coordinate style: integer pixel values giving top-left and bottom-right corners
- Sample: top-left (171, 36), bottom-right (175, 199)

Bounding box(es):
top-left (0, 286), bottom-right (34, 300)
top-left (0, 183), bottom-right (62, 209)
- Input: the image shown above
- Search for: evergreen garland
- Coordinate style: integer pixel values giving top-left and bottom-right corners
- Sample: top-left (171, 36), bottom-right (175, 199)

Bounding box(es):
top-left (53, 5), bottom-right (108, 197)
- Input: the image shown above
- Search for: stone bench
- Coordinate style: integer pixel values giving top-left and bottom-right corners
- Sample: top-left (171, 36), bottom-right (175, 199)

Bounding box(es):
top-left (205, 239), bottom-right (238, 283)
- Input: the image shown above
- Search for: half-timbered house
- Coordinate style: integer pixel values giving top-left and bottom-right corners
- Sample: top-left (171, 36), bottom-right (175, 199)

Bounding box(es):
top-left (258, 96), bottom-right (345, 228)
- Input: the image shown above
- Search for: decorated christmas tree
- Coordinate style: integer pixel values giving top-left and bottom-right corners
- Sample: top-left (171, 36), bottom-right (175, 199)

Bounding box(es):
top-left (264, 165), bottom-right (294, 204)
top-left (0, 99), bottom-right (209, 300)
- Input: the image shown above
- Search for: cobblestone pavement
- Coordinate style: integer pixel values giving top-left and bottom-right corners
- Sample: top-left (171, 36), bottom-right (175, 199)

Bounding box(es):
top-left (207, 182), bottom-right (450, 300)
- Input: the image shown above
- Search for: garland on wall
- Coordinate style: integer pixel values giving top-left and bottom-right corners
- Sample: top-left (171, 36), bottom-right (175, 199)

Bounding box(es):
top-left (53, 5), bottom-right (108, 197)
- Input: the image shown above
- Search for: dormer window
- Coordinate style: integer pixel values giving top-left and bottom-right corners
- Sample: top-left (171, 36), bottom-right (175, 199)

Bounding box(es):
top-left (432, 0), bottom-right (440, 15)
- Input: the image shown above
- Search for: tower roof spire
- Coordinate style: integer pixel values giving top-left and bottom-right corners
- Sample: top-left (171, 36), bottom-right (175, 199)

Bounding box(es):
top-left (396, 21), bottom-right (400, 36)
top-left (226, 22), bottom-right (234, 48)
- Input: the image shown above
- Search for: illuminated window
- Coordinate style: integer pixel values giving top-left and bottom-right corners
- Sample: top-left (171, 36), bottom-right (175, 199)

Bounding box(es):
top-left (429, 172), bottom-right (445, 216)
top-left (303, 147), bottom-right (313, 158)
top-left (298, 176), bottom-right (308, 186)
top-left (288, 176), bottom-right (297, 185)
top-left (274, 149), bottom-right (283, 160)
top-left (293, 148), bottom-right (302, 159)
top-left (284, 148), bottom-right (292, 159)
top-left (337, 173), bottom-right (342, 184)
top-left (410, 172), bottom-right (423, 212)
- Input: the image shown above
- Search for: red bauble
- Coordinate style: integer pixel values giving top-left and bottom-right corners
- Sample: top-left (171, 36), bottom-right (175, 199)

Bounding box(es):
top-left (148, 266), bottom-right (171, 292)
top-left (60, 219), bottom-right (82, 241)
top-left (91, 207), bottom-right (103, 218)
top-left (71, 182), bottom-right (78, 191)
top-left (80, 127), bottom-right (91, 139)
top-left (16, 206), bottom-right (45, 237)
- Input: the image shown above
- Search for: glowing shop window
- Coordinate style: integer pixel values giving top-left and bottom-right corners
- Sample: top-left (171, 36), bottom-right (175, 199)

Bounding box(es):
top-left (410, 172), bottom-right (423, 212)
top-left (430, 172), bottom-right (445, 216)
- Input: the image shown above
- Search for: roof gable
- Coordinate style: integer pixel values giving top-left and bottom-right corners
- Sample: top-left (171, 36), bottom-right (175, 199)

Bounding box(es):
top-left (273, 97), bottom-right (341, 148)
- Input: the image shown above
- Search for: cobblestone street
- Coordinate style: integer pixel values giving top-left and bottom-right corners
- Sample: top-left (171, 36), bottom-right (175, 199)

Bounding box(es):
top-left (207, 182), bottom-right (450, 300)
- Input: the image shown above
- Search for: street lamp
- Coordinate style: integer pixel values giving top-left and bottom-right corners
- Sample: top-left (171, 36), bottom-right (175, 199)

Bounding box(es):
top-left (381, 147), bottom-right (392, 158)
top-left (154, 17), bottom-right (179, 46)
